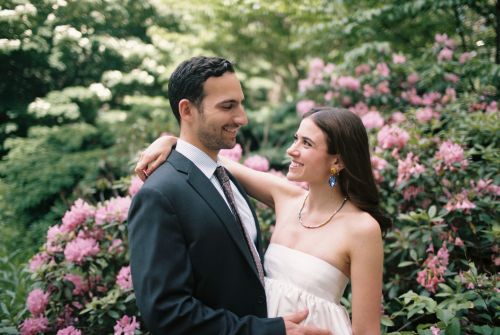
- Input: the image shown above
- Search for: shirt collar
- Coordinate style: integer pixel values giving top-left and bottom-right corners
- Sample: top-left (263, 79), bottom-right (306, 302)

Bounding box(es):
top-left (175, 139), bottom-right (222, 178)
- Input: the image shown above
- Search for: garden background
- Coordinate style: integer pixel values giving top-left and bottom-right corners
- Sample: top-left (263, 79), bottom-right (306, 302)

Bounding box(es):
top-left (0, 0), bottom-right (498, 334)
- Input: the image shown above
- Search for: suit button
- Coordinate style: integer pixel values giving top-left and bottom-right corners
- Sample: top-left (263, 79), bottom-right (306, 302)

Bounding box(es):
top-left (257, 295), bottom-right (265, 304)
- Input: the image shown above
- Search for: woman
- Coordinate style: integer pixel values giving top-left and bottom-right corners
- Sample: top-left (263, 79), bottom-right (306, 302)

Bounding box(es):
top-left (135, 107), bottom-right (390, 334)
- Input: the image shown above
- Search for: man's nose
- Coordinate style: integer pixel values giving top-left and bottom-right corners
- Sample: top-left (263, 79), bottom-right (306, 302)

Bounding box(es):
top-left (234, 105), bottom-right (248, 126)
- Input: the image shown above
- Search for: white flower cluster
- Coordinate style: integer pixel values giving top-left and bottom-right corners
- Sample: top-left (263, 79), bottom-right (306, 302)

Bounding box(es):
top-left (53, 25), bottom-right (83, 44)
top-left (89, 83), bottom-right (112, 101)
top-left (98, 36), bottom-right (157, 60)
top-left (0, 39), bottom-right (21, 53)
top-left (0, 3), bottom-right (37, 22)
top-left (102, 69), bottom-right (155, 87)
top-left (28, 97), bottom-right (80, 120)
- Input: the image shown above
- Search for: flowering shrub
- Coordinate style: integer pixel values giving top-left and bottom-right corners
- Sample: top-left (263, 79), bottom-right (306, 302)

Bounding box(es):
top-left (20, 177), bottom-right (145, 334)
top-left (294, 33), bottom-right (499, 333)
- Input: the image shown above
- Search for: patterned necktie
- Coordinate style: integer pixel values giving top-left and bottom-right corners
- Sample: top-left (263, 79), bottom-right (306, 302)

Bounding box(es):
top-left (214, 166), bottom-right (265, 286)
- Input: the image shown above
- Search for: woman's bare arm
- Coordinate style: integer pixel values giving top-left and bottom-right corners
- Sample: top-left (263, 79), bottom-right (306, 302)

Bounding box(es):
top-left (349, 214), bottom-right (384, 335)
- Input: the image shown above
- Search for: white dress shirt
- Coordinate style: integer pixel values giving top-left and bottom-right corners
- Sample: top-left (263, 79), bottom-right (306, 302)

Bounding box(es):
top-left (175, 139), bottom-right (259, 247)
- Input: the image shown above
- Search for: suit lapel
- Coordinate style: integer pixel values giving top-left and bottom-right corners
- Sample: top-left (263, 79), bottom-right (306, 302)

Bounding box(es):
top-left (168, 151), bottom-right (261, 282)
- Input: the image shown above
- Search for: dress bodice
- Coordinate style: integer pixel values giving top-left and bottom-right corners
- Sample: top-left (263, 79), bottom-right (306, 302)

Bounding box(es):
top-left (264, 243), bottom-right (352, 334)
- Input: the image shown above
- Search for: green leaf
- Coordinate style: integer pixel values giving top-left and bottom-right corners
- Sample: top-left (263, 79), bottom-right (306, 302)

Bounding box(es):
top-left (444, 318), bottom-right (460, 335)
top-left (398, 261), bottom-right (415, 267)
top-left (428, 205), bottom-right (437, 218)
top-left (107, 310), bottom-right (120, 319)
top-left (436, 308), bottom-right (455, 325)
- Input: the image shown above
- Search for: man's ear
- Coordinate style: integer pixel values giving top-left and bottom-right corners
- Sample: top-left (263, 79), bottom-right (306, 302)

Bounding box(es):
top-left (179, 99), bottom-right (195, 122)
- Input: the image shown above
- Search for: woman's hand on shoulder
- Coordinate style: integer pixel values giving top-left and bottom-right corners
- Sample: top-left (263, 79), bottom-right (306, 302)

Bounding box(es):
top-left (135, 135), bottom-right (178, 181)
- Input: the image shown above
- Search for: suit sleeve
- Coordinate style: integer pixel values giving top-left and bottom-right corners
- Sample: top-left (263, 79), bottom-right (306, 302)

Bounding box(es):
top-left (128, 187), bottom-right (285, 335)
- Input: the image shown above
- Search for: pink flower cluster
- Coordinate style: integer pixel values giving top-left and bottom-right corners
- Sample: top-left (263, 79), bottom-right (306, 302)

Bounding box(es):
top-left (64, 236), bottom-right (100, 264)
top-left (335, 76), bottom-right (361, 91)
top-left (128, 175), bottom-right (144, 197)
top-left (430, 325), bottom-right (441, 335)
top-left (471, 179), bottom-right (500, 196)
top-left (116, 266), bottom-right (133, 290)
top-left (244, 155), bottom-right (270, 172)
top-left (296, 99), bottom-right (315, 116)
top-left (434, 140), bottom-right (468, 172)
top-left (61, 199), bottom-right (94, 233)
top-left (403, 185), bottom-right (424, 201)
top-left (392, 53), bottom-right (406, 64)
top-left (57, 326), bottom-right (82, 335)
top-left (444, 189), bottom-right (476, 213)
top-left (64, 274), bottom-right (89, 295)
top-left (27, 288), bottom-right (50, 316)
top-left (415, 107), bottom-right (439, 123)
top-left (219, 143), bottom-right (243, 161)
top-left (396, 153), bottom-right (426, 186)
top-left (376, 63), bottom-right (390, 77)
top-left (377, 125), bottom-right (409, 151)
top-left (95, 196), bottom-right (132, 225)
top-left (28, 252), bottom-right (51, 272)
top-left (361, 111), bottom-right (384, 129)
top-left (371, 155), bottom-right (388, 183)
top-left (20, 316), bottom-right (49, 335)
top-left (114, 315), bottom-right (140, 335)
top-left (417, 243), bottom-right (450, 293)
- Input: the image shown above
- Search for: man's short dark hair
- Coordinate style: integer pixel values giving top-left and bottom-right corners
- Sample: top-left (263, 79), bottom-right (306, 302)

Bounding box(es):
top-left (168, 56), bottom-right (235, 124)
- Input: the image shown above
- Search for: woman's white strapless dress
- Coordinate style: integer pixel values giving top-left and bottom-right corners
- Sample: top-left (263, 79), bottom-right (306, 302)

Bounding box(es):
top-left (264, 243), bottom-right (352, 334)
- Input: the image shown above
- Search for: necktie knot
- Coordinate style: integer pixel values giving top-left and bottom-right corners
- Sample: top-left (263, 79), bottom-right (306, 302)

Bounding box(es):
top-left (214, 166), bottom-right (230, 185)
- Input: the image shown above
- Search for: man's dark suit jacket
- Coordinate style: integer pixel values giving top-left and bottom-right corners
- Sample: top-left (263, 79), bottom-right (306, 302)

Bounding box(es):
top-left (128, 150), bottom-right (285, 335)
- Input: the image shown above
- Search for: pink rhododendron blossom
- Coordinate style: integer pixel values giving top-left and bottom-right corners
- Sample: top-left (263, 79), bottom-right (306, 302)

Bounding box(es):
top-left (324, 90), bottom-right (334, 101)
top-left (355, 63), bottom-right (371, 76)
top-left (114, 315), bottom-right (140, 335)
top-left (444, 73), bottom-right (459, 83)
top-left (128, 175), bottom-right (144, 197)
top-left (243, 155), bottom-right (270, 172)
top-left (309, 58), bottom-right (325, 73)
top-left (95, 197), bottom-right (132, 225)
top-left (61, 199), bottom-right (94, 233)
top-left (441, 87), bottom-right (456, 104)
top-left (390, 112), bottom-right (406, 124)
top-left (392, 53), bottom-right (406, 64)
top-left (396, 153), bottom-right (426, 186)
top-left (376, 63), bottom-right (390, 77)
top-left (64, 237), bottom-right (99, 264)
top-left (417, 243), bottom-right (449, 293)
top-left (116, 266), bottom-right (133, 290)
top-left (349, 102), bottom-right (369, 116)
top-left (430, 326), bottom-right (441, 335)
top-left (376, 81), bottom-right (390, 95)
top-left (336, 76), bottom-right (360, 91)
top-left (445, 190), bottom-right (476, 213)
top-left (64, 274), bottom-right (88, 295)
top-left (362, 111), bottom-right (384, 129)
top-left (57, 326), bottom-right (82, 335)
top-left (454, 237), bottom-right (464, 247)
top-left (363, 84), bottom-right (376, 98)
top-left (219, 143), bottom-right (243, 162)
top-left (486, 101), bottom-right (498, 114)
top-left (296, 100), bottom-right (315, 116)
top-left (435, 141), bottom-right (468, 172)
top-left (435, 33), bottom-right (448, 44)
top-left (298, 78), bottom-right (314, 93)
top-left (471, 178), bottom-right (500, 196)
top-left (108, 238), bottom-right (125, 254)
top-left (459, 51), bottom-right (475, 64)
top-left (20, 316), bottom-right (49, 335)
top-left (27, 288), bottom-right (50, 316)
top-left (371, 156), bottom-right (388, 183)
top-left (422, 92), bottom-right (442, 106)
top-left (45, 224), bottom-right (66, 254)
top-left (403, 185), bottom-right (424, 201)
top-left (407, 73), bottom-right (420, 85)
top-left (401, 88), bottom-right (422, 105)
top-left (28, 252), bottom-right (50, 272)
top-left (438, 48), bottom-right (453, 61)
top-left (377, 125), bottom-right (409, 151)
top-left (323, 63), bottom-right (335, 74)
top-left (416, 107), bottom-right (438, 123)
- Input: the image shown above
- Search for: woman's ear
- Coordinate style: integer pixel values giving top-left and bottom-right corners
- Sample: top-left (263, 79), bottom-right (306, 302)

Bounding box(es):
top-left (331, 155), bottom-right (345, 172)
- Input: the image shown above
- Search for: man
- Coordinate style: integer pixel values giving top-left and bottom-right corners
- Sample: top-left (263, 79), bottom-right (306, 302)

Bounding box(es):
top-left (128, 56), bottom-right (330, 335)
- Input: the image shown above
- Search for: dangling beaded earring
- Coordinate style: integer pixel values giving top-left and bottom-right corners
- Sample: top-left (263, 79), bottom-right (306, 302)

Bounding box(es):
top-left (329, 167), bottom-right (337, 188)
